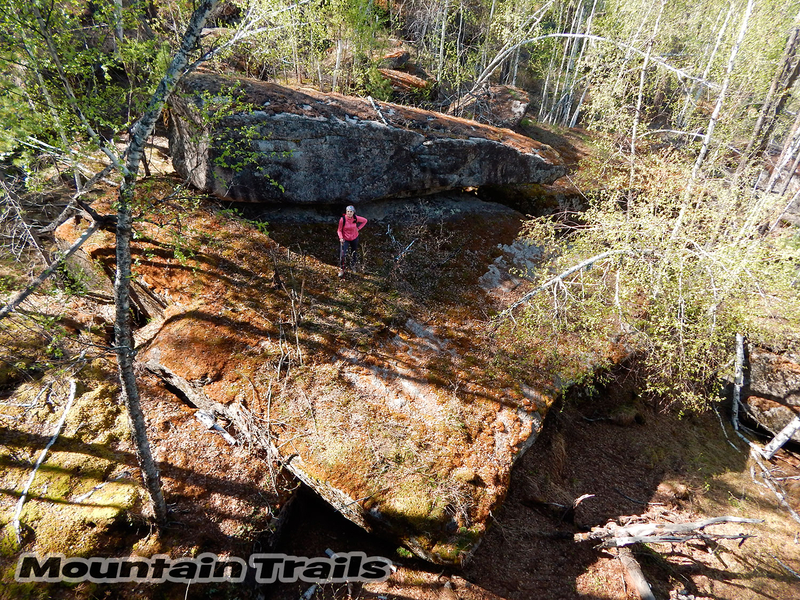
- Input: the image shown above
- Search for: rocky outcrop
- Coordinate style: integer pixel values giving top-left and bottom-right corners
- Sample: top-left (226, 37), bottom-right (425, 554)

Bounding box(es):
top-left (167, 73), bottom-right (564, 204)
top-left (744, 348), bottom-right (800, 443)
top-left (449, 85), bottom-right (532, 129)
top-left (53, 194), bottom-right (622, 565)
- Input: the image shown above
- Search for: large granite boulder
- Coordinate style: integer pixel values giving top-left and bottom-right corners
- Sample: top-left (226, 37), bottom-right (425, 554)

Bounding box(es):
top-left (54, 194), bottom-right (621, 565)
top-left (167, 73), bottom-right (564, 204)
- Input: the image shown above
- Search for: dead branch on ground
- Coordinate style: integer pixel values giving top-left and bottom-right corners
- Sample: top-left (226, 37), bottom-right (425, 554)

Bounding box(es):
top-left (575, 515), bottom-right (762, 548)
top-left (617, 546), bottom-right (656, 600)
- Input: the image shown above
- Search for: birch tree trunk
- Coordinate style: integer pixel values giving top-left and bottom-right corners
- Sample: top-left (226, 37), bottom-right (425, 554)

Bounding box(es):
top-left (630, 0), bottom-right (666, 189)
top-left (566, 0), bottom-right (600, 127)
top-left (437, 0), bottom-right (449, 82)
top-left (762, 414), bottom-right (800, 460)
top-left (547, 1), bottom-right (583, 124)
top-left (333, 36), bottom-right (343, 93)
top-left (737, 10), bottom-right (800, 173)
top-left (671, 0), bottom-right (754, 239)
top-left (113, 0), bottom-right (220, 526)
top-left (690, 0), bottom-right (753, 179)
top-left (479, 0), bottom-right (497, 75)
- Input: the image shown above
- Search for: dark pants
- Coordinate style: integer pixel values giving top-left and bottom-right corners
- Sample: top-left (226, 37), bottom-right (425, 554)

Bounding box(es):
top-left (340, 238), bottom-right (360, 270)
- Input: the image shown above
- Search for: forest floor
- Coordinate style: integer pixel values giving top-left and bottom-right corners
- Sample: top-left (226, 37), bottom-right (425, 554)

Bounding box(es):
top-left (1, 129), bottom-right (799, 600)
top-left (268, 384), bottom-right (800, 600)
top-left (3, 344), bottom-right (799, 600)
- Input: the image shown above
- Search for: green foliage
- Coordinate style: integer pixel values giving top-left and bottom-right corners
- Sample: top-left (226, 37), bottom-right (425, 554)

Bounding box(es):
top-left (189, 85), bottom-right (288, 194)
top-left (507, 148), bottom-right (800, 412)
top-left (361, 64), bottom-right (395, 101)
top-left (217, 206), bottom-right (270, 236)
top-left (0, 0), bottom-right (166, 159)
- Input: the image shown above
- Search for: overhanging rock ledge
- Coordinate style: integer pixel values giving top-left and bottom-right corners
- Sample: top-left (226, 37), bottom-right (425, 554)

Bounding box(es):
top-left (167, 73), bottom-right (565, 204)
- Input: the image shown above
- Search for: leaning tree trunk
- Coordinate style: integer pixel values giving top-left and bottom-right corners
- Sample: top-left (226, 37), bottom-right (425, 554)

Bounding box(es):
top-left (113, 0), bottom-right (220, 526)
top-left (671, 0), bottom-right (754, 239)
top-left (737, 10), bottom-right (800, 174)
top-left (113, 190), bottom-right (167, 524)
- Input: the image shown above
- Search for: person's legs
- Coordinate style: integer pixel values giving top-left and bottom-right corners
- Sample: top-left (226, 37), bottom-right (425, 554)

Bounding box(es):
top-left (339, 239), bottom-right (358, 276)
top-left (339, 242), bottom-right (348, 275)
top-left (348, 238), bottom-right (360, 271)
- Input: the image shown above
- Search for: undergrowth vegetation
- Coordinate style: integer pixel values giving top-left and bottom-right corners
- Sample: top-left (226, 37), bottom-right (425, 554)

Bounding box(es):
top-left (503, 142), bottom-right (800, 412)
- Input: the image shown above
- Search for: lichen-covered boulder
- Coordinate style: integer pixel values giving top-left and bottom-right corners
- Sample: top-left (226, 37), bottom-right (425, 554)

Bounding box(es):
top-left (167, 73), bottom-right (564, 204)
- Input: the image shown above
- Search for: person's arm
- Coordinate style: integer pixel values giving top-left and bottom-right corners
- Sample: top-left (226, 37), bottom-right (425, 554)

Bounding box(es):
top-left (356, 216), bottom-right (368, 230)
top-left (337, 217), bottom-right (345, 241)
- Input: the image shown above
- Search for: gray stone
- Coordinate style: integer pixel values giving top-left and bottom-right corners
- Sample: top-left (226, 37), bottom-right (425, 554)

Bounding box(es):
top-left (744, 348), bottom-right (800, 442)
top-left (167, 73), bottom-right (564, 204)
top-left (747, 348), bottom-right (800, 408)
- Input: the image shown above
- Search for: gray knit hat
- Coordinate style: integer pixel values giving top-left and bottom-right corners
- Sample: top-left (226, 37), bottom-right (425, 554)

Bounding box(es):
top-left (346, 205), bottom-right (355, 212)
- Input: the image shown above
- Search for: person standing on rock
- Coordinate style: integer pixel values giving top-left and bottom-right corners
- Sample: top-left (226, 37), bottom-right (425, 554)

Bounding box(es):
top-left (338, 205), bottom-right (368, 277)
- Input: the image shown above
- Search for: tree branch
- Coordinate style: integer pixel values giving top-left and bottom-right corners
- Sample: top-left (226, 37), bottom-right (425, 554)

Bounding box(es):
top-left (576, 516), bottom-right (762, 548)
top-left (498, 248), bottom-right (641, 320)
top-left (0, 220), bottom-right (101, 321)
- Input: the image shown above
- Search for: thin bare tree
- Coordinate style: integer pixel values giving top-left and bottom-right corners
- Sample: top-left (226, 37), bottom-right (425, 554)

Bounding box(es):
top-left (671, 0), bottom-right (755, 239)
top-left (113, 0), bottom-right (221, 525)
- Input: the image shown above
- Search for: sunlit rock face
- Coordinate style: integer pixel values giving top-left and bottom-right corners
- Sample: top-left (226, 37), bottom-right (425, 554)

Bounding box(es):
top-left (53, 193), bottom-right (630, 564)
top-left (168, 73), bottom-right (564, 204)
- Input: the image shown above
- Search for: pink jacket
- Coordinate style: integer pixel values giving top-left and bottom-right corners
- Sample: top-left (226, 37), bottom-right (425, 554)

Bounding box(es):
top-left (338, 215), bottom-right (368, 241)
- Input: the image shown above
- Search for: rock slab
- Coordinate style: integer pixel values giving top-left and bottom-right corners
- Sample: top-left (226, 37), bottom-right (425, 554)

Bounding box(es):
top-left (168, 73), bottom-right (564, 204)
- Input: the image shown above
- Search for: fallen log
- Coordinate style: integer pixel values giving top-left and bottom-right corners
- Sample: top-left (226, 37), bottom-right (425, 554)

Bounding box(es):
top-left (762, 413), bottom-right (800, 460)
top-left (617, 546), bottom-right (655, 600)
top-left (575, 516), bottom-right (762, 549)
top-left (377, 68), bottom-right (432, 92)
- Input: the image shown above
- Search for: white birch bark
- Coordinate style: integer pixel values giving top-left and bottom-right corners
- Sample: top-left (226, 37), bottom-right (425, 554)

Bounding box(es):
top-left (437, 0), bottom-right (450, 82)
top-left (630, 0), bottom-right (666, 188)
top-left (762, 414), bottom-right (800, 460)
top-left (671, 0), bottom-right (755, 240)
top-left (567, 0), bottom-right (600, 127)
